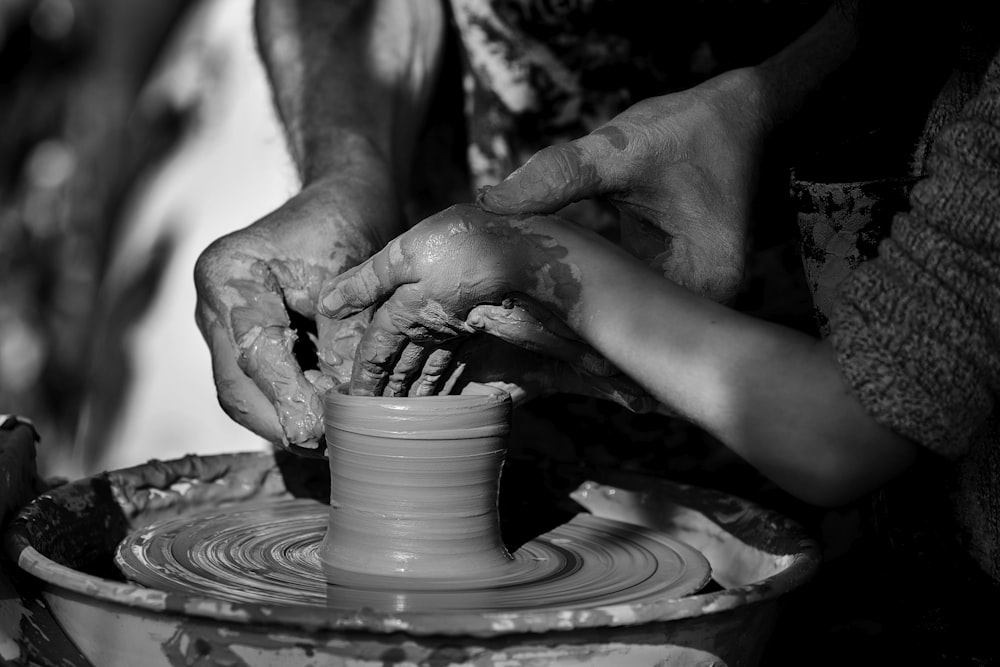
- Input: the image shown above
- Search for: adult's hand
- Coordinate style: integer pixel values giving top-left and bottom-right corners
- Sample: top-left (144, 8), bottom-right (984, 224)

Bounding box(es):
top-left (194, 172), bottom-right (401, 456)
top-left (478, 67), bottom-right (772, 303)
top-left (317, 203), bottom-right (596, 396)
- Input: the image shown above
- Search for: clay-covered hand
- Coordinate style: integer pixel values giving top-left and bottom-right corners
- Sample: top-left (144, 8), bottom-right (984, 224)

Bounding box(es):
top-left (440, 329), bottom-right (657, 414)
top-left (317, 204), bottom-right (588, 396)
top-left (478, 68), bottom-right (770, 303)
top-left (194, 173), bottom-right (401, 456)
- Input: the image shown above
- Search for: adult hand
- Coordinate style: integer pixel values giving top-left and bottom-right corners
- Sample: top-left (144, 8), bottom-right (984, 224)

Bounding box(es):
top-left (478, 67), bottom-right (770, 303)
top-left (194, 172), bottom-right (402, 456)
top-left (317, 204), bottom-right (593, 396)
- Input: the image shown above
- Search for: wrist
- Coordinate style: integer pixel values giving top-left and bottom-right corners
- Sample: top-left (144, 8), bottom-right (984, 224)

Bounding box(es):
top-left (522, 217), bottom-right (636, 327)
top-left (739, 64), bottom-right (792, 133)
top-left (302, 148), bottom-right (407, 247)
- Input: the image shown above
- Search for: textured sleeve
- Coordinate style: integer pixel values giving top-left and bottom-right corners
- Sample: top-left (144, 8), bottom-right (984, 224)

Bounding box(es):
top-left (830, 48), bottom-right (1000, 459)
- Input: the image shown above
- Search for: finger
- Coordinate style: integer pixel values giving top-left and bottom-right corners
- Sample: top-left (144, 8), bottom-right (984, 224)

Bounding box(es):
top-left (477, 129), bottom-right (626, 214)
top-left (315, 311), bottom-right (370, 385)
top-left (199, 305), bottom-right (327, 457)
top-left (226, 275), bottom-right (326, 445)
top-left (465, 303), bottom-right (616, 376)
top-left (383, 341), bottom-right (427, 397)
top-left (318, 241), bottom-right (404, 320)
top-left (436, 336), bottom-right (543, 403)
top-left (410, 344), bottom-right (457, 396)
top-left (348, 300), bottom-right (410, 396)
top-left (235, 320), bottom-right (326, 451)
top-left (502, 294), bottom-right (581, 340)
top-left (199, 310), bottom-right (284, 442)
top-left (462, 380), bottom-right (530, 406)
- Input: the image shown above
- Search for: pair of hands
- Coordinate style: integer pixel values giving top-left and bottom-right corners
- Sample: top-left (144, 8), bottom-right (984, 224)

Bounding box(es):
top-left (194, 67), bottom-right (768, 453)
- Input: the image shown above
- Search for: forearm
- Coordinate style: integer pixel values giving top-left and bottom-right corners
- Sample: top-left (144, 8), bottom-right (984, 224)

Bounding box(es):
top-left (524, 222), bottom-right (915, 505)
top-left (255, 0), bottom-right (445, 200)
top-left (753, 0), bottom-right (859, 128)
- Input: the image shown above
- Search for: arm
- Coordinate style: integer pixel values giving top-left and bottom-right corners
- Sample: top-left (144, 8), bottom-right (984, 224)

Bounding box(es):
top-left (255, 0), bottom-right (444, 199)
top-left (193, 0), bottom-right (446, 454)
top-left (321, 36), bottom-right (1000, 503)
top-left (752, 0), bottom-right (860, 127)
top-left (320, 203), bottom-right (915, 505)
top-left (477, 2), bottom-right (861, 302)
top-left (544, 222), bottom-right (916, 507)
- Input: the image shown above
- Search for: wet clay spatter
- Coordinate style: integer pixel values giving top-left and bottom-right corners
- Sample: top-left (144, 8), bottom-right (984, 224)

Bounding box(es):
top-left (116, 385), bottom-right (711, 613)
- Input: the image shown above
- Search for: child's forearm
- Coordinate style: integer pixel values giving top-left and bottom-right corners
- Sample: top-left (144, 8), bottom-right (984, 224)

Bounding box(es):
top-left (540, 225), bottom-right (915, 506)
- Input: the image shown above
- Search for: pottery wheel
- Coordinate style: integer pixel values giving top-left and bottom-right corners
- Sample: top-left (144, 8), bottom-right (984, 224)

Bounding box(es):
top-left (116, 498), bottom-right (711, 613)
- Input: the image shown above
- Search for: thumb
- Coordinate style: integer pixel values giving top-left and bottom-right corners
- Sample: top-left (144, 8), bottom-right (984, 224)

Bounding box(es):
top-left (478, 134), bottom-right (617, 214)
top-left (318, 246), bottom-right (399, 319)
top-left (466, 302), bottom-right (615, 377)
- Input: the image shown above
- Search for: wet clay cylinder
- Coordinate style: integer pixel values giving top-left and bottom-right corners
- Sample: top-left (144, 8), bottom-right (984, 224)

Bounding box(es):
top-left (319, 384), bottom-right (515, 579)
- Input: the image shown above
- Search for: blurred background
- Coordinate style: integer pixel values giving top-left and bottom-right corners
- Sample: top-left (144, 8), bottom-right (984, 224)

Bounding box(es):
top-left (0, 0), bottom-right (294, 479)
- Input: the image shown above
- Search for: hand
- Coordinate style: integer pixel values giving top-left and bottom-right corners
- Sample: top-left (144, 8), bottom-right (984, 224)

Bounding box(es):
top-left (317, 204), bottom-right (590, 396)
top-left (439, 319), bottom-right (656, 414)
top-left (194, 172), bottom-right (402, 456)
top-left (478, 67), bottom-right (770, 303)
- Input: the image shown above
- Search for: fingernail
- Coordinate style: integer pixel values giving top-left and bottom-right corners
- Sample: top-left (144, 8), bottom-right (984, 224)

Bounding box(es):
top-left (475, 185), bottom-right (493, 205)
top-left (321, 289), bottom-right (346, 317)
top-left (478, 183), bottom-right (511, 211)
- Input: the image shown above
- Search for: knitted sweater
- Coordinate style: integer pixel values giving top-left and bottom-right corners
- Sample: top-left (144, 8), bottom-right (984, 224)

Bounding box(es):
top-left (830, 42), bottom-right (1000, 582)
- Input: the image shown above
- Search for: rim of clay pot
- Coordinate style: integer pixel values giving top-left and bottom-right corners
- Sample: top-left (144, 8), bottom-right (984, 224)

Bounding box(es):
top-left (323, 382), bottom-right (512, 439)
top-left (3, 451), bottom-right (820, 637)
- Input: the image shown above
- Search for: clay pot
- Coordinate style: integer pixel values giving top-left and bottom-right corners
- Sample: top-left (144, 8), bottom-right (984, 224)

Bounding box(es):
top-left (319, 384), bottom-right (514, 579)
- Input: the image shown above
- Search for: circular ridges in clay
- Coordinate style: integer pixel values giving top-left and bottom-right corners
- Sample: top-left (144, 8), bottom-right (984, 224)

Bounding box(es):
top-left (115, 384), bottom-right (712, 620)
top-left (320, 384), bottom-right (514, 579)
top-left (115, 498), bottom-right (712, 613)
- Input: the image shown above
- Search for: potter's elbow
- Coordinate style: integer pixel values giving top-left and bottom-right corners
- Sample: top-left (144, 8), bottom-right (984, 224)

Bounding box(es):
top-left (780, 432), bottom-right (918, 508)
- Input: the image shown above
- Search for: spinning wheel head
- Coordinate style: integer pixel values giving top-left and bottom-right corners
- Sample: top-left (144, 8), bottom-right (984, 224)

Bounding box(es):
top-left (115, 384), bottom-right (712, 617)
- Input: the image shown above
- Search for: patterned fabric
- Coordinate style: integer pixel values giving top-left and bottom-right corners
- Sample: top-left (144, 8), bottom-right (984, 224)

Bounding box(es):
top-left (450, 0), bottom-right (695, 190)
